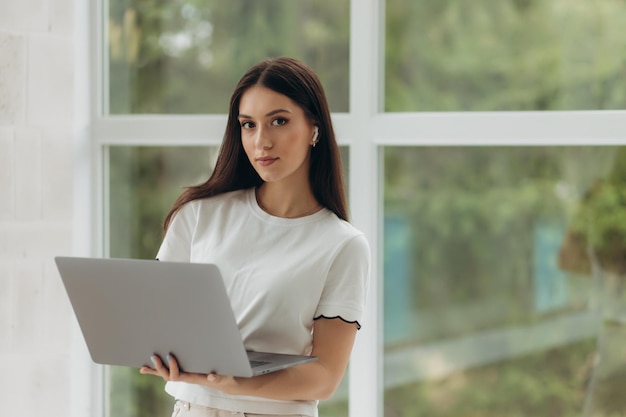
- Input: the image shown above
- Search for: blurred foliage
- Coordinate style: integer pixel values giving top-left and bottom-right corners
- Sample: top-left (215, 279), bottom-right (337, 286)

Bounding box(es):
top-left (109, 146), bottom-right (217, 260)
top-left (385, 339), bottom-right (596, 417)
top-left (105, 0), bottom-right (626, 416)
top-left (385, 0), bottom-right (626, 111)
top-left (384, 147), bottom-right (615, 326)
top-left (110, 366), bottom-right (172, 417)
top-left (108, 0), bottom-right (349, 114)
top-left (382, 146), bottom-right (624, 416)
top-left (560, 149), bottom-right (626, 276)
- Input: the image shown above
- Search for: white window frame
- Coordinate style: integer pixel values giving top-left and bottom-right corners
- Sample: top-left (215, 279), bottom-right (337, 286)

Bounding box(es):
top-left (75, 1), bottom-right (626, 417)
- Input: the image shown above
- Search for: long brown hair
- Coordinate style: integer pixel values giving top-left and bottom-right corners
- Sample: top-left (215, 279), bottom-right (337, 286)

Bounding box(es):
top-left (163, 57), bottom-right (347, 231)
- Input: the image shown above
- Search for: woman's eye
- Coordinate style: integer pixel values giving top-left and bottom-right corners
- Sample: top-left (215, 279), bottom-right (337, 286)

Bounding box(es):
top-left (241, 121), bottom-right (254, 129)
top-left (271, 118), bottom-right (287, 126)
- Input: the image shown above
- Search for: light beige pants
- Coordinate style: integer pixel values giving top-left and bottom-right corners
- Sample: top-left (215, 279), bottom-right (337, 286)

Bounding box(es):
top-left (172, 401), bottom-right (304, 417)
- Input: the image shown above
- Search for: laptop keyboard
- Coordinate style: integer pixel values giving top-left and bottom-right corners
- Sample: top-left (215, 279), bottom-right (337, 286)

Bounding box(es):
top-left (250, 360), bottom-right (271, 368)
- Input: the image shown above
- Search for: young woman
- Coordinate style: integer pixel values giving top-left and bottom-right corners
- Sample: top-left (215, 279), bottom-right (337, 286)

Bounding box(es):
top-left (140, 57), bottom-right (370, 417)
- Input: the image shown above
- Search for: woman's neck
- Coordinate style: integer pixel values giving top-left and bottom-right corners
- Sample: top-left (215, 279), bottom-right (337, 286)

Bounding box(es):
top-left (255, 184), bottom-right (321, 218)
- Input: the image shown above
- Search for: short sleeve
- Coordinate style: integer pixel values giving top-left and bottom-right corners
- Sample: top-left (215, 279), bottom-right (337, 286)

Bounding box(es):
top-left (314, 234), bottom-right (371, 329)
top-left (155, 202), bottom-right (197, 262)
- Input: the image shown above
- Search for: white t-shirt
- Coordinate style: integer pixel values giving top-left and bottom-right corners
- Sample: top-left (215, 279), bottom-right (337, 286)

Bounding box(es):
top-left (156, 188), bottom-right (370, 416)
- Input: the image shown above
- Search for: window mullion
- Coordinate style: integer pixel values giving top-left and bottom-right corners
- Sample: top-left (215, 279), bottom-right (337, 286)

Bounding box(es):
top-left (348, 1), bottom-right (383, 417)
top-left (370, 111), bottom-right (626, 145)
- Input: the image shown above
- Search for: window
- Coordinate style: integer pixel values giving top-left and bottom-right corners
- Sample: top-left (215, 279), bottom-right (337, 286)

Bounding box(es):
top-left (381, 146), bottom-right (625, 417)
top-left (100, 2), bottom-right (351, 416)
top-left (107, 0), bottom-right (349, 114)
top-left (107, 145), bottom-right (350, 417)
top-left (384, 0), bottom-right (626, 112)
top-left (90, 1), bottom-right (626, 417)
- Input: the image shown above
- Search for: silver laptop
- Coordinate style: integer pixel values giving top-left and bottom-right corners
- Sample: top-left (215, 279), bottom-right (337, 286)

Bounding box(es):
top-left (54, 256), bottom-right (317, 377)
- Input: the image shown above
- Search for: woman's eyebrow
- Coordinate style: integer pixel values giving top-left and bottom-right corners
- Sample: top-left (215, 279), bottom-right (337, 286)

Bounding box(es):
top-left (238, 108), bottom-right (292, 119)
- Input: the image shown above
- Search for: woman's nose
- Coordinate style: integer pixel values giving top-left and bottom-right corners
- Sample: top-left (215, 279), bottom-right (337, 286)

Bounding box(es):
top-left (255, 127), bottom-right (272, 149)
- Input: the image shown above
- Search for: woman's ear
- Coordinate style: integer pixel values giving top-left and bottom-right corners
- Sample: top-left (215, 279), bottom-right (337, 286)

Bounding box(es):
top-left (311, 126), bottom-right (319, 146)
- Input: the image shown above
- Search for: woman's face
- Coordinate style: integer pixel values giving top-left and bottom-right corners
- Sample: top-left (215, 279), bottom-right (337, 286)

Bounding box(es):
top-left (238, 85), bottom-right (316, 187)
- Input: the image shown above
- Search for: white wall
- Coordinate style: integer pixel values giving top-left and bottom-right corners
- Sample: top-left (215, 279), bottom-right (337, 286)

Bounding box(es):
top-left (0, 0), bottom-right (79, 415)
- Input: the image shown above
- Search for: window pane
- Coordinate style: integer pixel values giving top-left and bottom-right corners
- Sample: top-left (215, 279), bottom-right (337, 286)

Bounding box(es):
top-left (382, 146), bottom-right (626, 416)
top-left (385, 0), bottom-right (626, 111)
top-left (108, 0), bottom-right (350, 114)
top-left (109, 146), bottom-right (218, 259)
top-left (108, 145), bottom-right (350, 417)
top-left (109, 145), bottom-right (217, 417)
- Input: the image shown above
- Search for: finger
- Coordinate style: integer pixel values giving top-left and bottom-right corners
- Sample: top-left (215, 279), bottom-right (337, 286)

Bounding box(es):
top-left (139, 366), bottom-right (158, 376)
top-left (149, 353), bottom-right (211, 385)
top-left (151, 355), bottom-right (171, 379)
top-left (165, 356), bottom-right (210, 385)
top-left (166, 353), bottom-right (181, 381)
top-left (139, 355), bottom-right (169, 381)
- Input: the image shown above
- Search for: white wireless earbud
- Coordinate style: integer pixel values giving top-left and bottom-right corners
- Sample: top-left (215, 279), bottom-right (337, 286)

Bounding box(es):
top-left (312, 126), bottom-right (319, 146)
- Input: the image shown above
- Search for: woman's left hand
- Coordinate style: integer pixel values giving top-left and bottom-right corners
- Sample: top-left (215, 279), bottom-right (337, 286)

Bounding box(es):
top-left (139, 353), bottom-right (238, 393)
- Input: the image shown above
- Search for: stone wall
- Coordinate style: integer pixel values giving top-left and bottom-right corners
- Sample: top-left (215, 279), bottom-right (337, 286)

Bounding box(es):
top-left (0, 0), bottom-right (79, 415)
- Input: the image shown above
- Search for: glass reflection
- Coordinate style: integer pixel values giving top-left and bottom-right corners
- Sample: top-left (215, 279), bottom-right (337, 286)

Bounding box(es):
top-left (383, 146), bottom-right (626, 417)
top-left (385, 0), bottom-right (626, 112)
top-left (108, 0), bottom-right (350, 114)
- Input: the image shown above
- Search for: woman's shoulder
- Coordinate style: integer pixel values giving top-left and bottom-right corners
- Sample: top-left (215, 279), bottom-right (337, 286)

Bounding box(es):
top-left (317, 211), bottom-right (366, 242)
top-left (171, 189), bottom-right (251, 224)
top-left (182, 188), bottom-right (250, 209)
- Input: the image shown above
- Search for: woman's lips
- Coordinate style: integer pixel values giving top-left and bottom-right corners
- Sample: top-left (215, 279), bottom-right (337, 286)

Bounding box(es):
top-left (256, 157), bottom-right (278, 166)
